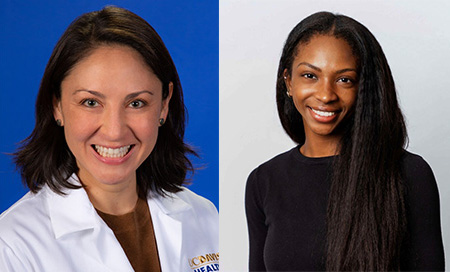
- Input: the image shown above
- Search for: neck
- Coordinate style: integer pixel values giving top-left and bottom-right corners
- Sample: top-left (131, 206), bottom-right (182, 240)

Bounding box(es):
top-left (301, 134), bottom-right (340, 158)
top-left (78, 173), bottom-right (139, 216)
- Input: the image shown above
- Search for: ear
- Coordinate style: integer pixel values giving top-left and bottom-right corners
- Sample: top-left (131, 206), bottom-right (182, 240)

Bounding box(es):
top-left (160, 82), bottom-right (173, 120)
top-left (283, 69), bottom-right (292, 97)
top-left (53, 96), bottom-right (64, 126)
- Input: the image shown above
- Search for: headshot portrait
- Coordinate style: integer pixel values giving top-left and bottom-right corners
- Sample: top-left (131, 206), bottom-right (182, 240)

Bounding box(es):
top-left (0, 1), bottom-right (218, 271)
top-left (220, 0), bottom-right (449, 271)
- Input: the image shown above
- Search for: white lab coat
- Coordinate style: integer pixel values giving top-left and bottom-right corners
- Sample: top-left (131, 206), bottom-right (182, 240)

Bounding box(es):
top-left (0, 175), bottom-right (219, 272)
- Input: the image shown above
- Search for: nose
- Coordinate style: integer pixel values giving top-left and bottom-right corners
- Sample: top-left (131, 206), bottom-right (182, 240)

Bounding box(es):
top-left (314, 79), bottom-right (338, 104)
top-left (100, 106), bottom-right (127, 141)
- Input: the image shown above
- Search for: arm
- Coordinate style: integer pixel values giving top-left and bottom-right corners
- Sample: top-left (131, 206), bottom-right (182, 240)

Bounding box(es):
top-left (245, 168), bottom-right (268, 271)
top-left (401, 154), bottom-right (445, 271)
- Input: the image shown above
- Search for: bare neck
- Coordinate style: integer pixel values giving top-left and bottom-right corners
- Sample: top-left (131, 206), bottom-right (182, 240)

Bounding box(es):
top-left (301, 134), bottom-right (340, 158)
top-left (79, 174), bottom-right (139, 216)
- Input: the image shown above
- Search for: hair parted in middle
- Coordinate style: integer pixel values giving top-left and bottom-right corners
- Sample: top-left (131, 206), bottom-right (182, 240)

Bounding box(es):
top-left (14, 6), bottom-right (196, 198)
top-left (276, 12), bottom-right (408, 271)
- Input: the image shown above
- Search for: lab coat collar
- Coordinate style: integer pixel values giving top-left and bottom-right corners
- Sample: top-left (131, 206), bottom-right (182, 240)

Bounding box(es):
top-left (45, 174), bottom-right (134, 271)
top-left (46, 174), bottom-right (194, 271)
top-left (46, 174), bottom-right (98, 239)
top-left (46, 175), bottom-right (193, 238)
top-left (148, 189), bottom-right (191, 215)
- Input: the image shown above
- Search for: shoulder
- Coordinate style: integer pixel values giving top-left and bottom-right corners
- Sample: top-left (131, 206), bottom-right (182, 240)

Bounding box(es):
top-left (401, 151), bottom-right (437, 189)
top-left (247, 147), bottom-right (298, 183)
top-left (401, 150), bottom-right (440, 208)
top-left (174, 187), bottom-right (218, 217)
top-left (0, 190), bottom-right (49, 239)
top-left (245, 147), bottom-right (299, 207)
top-left (151, 187), bottom-right (218, 247)
top-left (150, 187), bottom-right (218, 223)
top-left (253, 147), bottom-right (297, 173)
top-left (402, 151), bottom-right (434, 174)
top-left (0, 189), bottom-right (53, 263)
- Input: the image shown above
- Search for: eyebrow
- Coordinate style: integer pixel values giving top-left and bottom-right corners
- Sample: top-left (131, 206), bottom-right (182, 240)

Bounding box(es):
top-left (72, 89), bottom-right (154, 100)
top-left (297, 62), bottom-right (322, 72)
top-left (296, 62), bottom-right (357, 74)
top-left (125, 90), bottom-right (154, 100)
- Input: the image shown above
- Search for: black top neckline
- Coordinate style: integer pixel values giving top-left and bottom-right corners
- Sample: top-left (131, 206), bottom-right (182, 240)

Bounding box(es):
top-left (291, 145), bottom-right (335, 165)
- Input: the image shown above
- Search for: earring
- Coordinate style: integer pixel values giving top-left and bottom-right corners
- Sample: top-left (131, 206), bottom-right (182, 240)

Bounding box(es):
top-left (56, 119), bottom-right (62, 126)
top-left (283, 75), bottom-right (290, 97)
top-left (159, 118), bottom-right (165, 126)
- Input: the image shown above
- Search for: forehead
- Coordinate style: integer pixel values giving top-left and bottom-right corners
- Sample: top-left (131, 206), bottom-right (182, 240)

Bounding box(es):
top-left (294, 35), bottom-right (357, 68)
top-left (61, 45), bottom-right (161, 95)
top-left (72, 45), bottom-right (151, 72)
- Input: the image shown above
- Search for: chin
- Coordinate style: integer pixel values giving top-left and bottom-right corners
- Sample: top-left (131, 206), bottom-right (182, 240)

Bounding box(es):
top-left (90, 171), bottom-right (135, 186)
top-left (310, 126), bottom-right (337, 137)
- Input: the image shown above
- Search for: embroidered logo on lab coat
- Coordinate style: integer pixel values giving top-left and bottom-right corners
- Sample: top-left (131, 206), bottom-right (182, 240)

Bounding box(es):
top-left (189, 252), bottom-right (219, 271)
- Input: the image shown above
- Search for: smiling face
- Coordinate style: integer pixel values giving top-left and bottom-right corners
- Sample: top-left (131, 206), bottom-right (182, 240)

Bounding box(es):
top-left (285, 34), bottom-right (358, 146)
top-left (54, 45), bottom-right (172, 190)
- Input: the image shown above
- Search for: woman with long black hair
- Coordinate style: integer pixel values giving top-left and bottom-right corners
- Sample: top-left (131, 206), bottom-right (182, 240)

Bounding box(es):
top-left (245, 11), bottom-right (444, 271)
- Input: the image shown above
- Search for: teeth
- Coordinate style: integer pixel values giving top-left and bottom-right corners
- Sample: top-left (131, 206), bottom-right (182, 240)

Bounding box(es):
top-left (94, 145), bottom-right (131, 158)
top-left (311, 108), bottom-right (336, 117)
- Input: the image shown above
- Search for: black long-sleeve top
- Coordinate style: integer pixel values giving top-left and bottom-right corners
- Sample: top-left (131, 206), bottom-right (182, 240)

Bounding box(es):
top-left (245, 146), bottom-right (445, 271)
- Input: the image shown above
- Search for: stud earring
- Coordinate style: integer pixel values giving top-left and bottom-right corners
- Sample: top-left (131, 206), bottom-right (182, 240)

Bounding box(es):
top-left (56, 119), bottom-right (62, 126)
top-left (284, 75), bottom-right (290, 97)
top-left (159, 118), bottom-right (165, 126)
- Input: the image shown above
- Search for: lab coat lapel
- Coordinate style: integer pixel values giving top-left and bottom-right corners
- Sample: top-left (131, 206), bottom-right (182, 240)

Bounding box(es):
top-left (46, 183), bottom-right (96, 238)
top-left (91, 220), bottom-right (134, 271)
top-left (148, 191), bottom-right (191, 272)
top-left (46, 175), bottom-right (134, 271)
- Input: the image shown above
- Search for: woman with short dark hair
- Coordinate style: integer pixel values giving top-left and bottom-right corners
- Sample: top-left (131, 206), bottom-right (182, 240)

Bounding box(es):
top-left (0, 7), bottom-right (218, 272)
top-left (246, 11), bottom-right (444, 271)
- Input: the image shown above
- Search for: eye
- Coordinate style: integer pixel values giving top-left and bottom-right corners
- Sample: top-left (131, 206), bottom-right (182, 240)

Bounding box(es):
top-left (301, 73), bottom-right (316, 80)
top-left (129, 100), bottom-right (146, 108)
top-left (82, 99), bottom-right (99, 108)
top-left (337, 77), bottom-right (354, 84)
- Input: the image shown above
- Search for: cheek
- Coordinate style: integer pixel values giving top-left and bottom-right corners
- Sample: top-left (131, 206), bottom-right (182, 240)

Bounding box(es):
top-left (132, 114), bottom-right (160, 141)
top-left (63, 121), bottom-right (98, 157)
top-left (291, 86), bottom-right (311, 115)
top-left (134, 122), bottom-right (159, 159)
top-left (291, 96), bottom-right (305, 116)
top-left (63, 111), bottom-right (99, 145)
top-left (343, 90), bottom-right (358, 109)
top-left (136, 123), bottom-right (158, 139)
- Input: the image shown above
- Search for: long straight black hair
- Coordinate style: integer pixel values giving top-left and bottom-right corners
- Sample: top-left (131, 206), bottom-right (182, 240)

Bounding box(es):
top-left (276, 12), bottom-right (407, 271)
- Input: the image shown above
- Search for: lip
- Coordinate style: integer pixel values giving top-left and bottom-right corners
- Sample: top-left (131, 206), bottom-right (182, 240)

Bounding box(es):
top-left (91, 144), bottom-right (135, 165)
top-left (308, 107), bottom-right (339, 123)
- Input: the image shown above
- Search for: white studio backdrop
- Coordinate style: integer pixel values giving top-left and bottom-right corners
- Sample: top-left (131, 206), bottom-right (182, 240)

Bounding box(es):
top-left (219, 0), bottom-right (450, 271)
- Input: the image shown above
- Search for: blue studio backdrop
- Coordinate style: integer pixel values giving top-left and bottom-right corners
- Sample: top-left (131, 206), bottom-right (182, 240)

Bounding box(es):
top-left (0, 1), bottom-right (218, 211)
